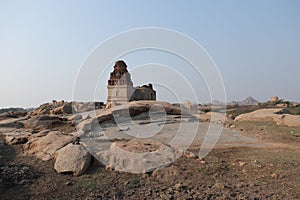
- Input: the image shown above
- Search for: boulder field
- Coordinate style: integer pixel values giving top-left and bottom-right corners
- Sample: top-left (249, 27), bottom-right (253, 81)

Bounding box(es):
top-left (0, 101), bottom-right (200, 176)
top-left (1, 101), bottom-right (299, 176)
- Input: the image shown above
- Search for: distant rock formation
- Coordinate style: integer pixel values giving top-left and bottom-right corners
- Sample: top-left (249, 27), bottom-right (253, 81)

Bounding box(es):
top-left (228, 97), bottom-right (259, 106)
top-left (269, 96), bottom-right (279, 104)
top-left (239, 97), bottom-right (259, 106)
top-left (28, 101), bottom-right (104, 116)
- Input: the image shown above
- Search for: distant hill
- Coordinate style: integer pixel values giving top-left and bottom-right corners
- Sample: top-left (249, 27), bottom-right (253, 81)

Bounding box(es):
top-left (240, 97), bottom-right (259, 105)
top-left (229, 97), bottom-right (259, 106)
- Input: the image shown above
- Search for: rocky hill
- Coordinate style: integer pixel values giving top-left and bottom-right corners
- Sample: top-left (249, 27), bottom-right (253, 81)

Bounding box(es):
top-left (229, 96), bottom-right (259, 106)
top-left (239, 96), bottom-right (259, 106)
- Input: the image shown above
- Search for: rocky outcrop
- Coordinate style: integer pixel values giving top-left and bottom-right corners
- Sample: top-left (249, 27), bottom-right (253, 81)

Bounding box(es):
top-left (68, 114), bottom-right (83, 122)
top-left (0, 117), bottom-right (26, 129)
top-left (24, 115), bottom-right (66, 130)
top-left (29, 101), bottom-right (104, 116)
top-left (54, 143), bottom-right (91, 176)
top-left (4, 131), bottom-right (31, 145)
top-left (76, 101), bottom-right (189, 133)
top-left (23, 131), bottom-right (77, 161)
top-left (72, 102), bottom-right (104, 113)
top-left (235, 108), bottom-right (283, 122)
top-left (28, 103), bottom-right (53, 116)
top-left (97, 139), bottom-right (177, 173)
top-left (235, 108), bottom-right (300, 127)
top-left (28, 101), bottom-right (73, 116)
top-left (0, 111), bottom-right (27, 121)
top-left (50, 103), bottom-right (73, 115)
top-left (239, 97), bottom-right (259, 106)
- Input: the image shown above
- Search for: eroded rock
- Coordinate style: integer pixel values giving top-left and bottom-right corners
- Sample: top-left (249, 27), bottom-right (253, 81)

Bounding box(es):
top-left (24, 115), bottom-right (66, 130)
top-left (235, 108), bottom-right (300, 127)
top-left (76, 101), bottom-right (190, 133)
top-left (234, 108), bottom-right (283, 122)
top-left (23, 131), bottom-right (77, 161)
top-left (96, 139), bottom-right (177, 173)
top-left (50, 103), bottom-right (73, 115)
top-left (54, 143), bottom-right (91, 176)
top-left (0, 118), bottom-right (25, 129)
top-left (4, 131), bottom-right (31, 145)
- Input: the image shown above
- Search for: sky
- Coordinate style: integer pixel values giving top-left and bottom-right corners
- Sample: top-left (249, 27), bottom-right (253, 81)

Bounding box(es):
top-left (0, 0), bottom-right (300, 108)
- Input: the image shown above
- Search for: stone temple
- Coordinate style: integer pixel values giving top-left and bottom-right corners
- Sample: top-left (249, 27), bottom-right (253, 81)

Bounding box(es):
top-left (106, 60), bottom-right (156, 107)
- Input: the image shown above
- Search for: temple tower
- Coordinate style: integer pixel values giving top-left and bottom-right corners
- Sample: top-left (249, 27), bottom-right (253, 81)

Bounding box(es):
top-left (106, 60), bottom-right (156, 108)
top-left (107, 61), bottom-right (134, 106)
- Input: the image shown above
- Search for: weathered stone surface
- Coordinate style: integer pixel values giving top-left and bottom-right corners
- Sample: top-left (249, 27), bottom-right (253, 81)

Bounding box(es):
top-left (130, 101), bottom-right (184, 115)
top-left (109, 101), bottom-right (187, 122)
top-left (68, 114), bottom-right (83, 122)
top-left (4, 131), bottom-right (31, 145)
top-left (29, 129), bottom-right (51, 138)
top-left (23, 131), bottom-right (77, 161)
top-left (0, 117), bottom-right (25, 129)
top-left (50, 103), bottom-right (73, 115)
top-left (96, 139), bottom-right (176, 173)
top-left (76, 117), bottom-right (99, 133)
top-left (72, 102), bottom-right (104, 113)
top-left (235, 108), bottom-right (300, 127)
top-left (76, 101), bottom-right (190, 133)
top-left (0, 111), bottom-right (27, 121)
top-left (24, 115), bottom-right (66, 130)
top-left (54, 143), bottom-right (91, 176)
top-left (29, 101), bottom-right (71, 116)
top-left (96, 109), bottom-right (114, 123)
top-left (234, 109), bottom-right (283, 122)
top-left (29, 103), bottom-right (52, 116)
top-left (29, 101), bottom-right (104, 116)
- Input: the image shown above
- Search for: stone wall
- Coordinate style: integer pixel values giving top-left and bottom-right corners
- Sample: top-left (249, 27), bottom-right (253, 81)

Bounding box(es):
top-left (130, 84), bottom-right (156, 101)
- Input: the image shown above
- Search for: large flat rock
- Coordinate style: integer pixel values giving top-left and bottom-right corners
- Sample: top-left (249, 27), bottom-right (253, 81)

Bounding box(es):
top-left (96, 139), bottom-right (178, 173)
top-left (4, 131), bottom-right (31, 145)
top-left (235, 108), bottom-right (300, 127)
top-left (76, 101), bottom-right (193, 134)
top-left (234, 108), bottom-right (283, 122)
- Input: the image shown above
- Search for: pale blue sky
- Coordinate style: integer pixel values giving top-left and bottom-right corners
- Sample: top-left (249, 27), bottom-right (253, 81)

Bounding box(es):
top-left (0, 0), bottom-right (300, 108)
